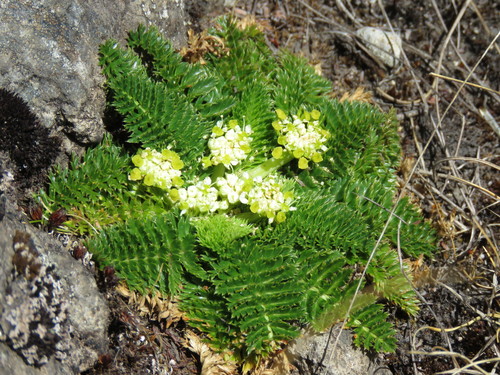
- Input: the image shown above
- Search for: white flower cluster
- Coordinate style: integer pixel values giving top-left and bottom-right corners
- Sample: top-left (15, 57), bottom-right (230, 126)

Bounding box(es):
top-left (203, 119), bottom-right (253, 168)
top-left (127, 111), bottom-right (303, 222)
top-left (216, 173), bottom-right (250, 204)
top-left (169, 172), bottom-right (294, 222)
top-left (272, 109), bottom-right (329, 169)
top-left (129, 148), bottom-right (184, 190)
top-left (174, 177), bottom-right (228, 214)
top-left (246, 174), bottom-right (295, 223)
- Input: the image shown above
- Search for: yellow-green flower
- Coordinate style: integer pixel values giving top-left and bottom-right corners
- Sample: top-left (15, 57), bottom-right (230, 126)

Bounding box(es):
top-left (206, 119), bottom-right (253, 168)
top-left (273, 109), bottom-right (329, 169)
top-left (128, 148), bottom-right (184, 190)
top-left (246, 174), bottom-right (295, 223)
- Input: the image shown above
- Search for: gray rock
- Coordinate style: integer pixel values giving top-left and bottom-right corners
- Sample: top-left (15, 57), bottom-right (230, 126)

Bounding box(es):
top-left (0, 194), bottom-right (109, 374)
top-left (0, 342), bottom-right (68, 375)
top-left (356, 27), bottom-right (402, 68)
top-left (0, 0), bottom-right (187, 151)
top-left (0, 1), bottom-right (189, 372)
top-left (287, 326), bottom-right (393, 375)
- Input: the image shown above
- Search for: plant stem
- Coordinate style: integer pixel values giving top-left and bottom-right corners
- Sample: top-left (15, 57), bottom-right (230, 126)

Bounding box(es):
top-left (244, 152), bottom-right (294, 180)
top-left (211, 163), bottom-right (226, 180)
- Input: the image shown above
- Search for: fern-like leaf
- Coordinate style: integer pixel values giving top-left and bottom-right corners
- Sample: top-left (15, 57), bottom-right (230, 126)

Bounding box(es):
top-left (387, 196), bottom-right (437, 257)
top-left (317, 100), bottom-right (401, 181)
top-left (99, 39), bottom-right (149, 81)
top-left (299, 250), bottom-right (354, 324)
top-left (273, 52), bottom-right (332, 113)
top-left (348, 304), bottom-right (397, 352)
top-left (127, 25), bottom-right (235, 117)
top-left (37, 134), bottom-right (160, 231)
top-left (180, 283), bottom-right (239, 352)
top-left (87, 212), bottom-right (204, 295)
top-left (107, 74), bottom-right (209, 164)
top-left (198, 239), bottom-right (302, 357)
top-left (231, 81), bottom-right (276, 163)
top-left (208, 16), bottom-right (277, 89)
top-left (268, 190), bottom-right (377, 257)
top-left (193, 215), bottom-right (254, 254)
top-left (367, 245), bottom-right (420, 316)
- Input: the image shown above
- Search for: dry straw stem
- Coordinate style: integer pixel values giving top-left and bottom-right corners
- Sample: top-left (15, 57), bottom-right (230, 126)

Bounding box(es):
top-left (410, 276), bottom-right (500, 373)
top-left (409, 348), bottom-right (500, 375)
top-left (395, 222), bottom-right (457, 374)
top-left (420, 171), bottom-right (499, 203)
top-left (413, 312), bottom-right (500, 343)
top-left (413, 21), bottom-right (498, 257)
top-left (429, 73), bottom-right (500, 96)
top-left (478, 107), bottom-right (500, 138)
top-left (435, 281), bottom-right (499, 332)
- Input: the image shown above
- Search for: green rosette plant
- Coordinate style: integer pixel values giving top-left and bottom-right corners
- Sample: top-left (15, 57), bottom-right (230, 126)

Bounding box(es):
top-left (37, 17), bottom-right (436, 366)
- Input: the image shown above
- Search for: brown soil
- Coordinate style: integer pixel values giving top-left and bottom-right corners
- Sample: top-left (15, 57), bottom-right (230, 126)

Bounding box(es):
top-left (84, 1), bottom-right (499, 374)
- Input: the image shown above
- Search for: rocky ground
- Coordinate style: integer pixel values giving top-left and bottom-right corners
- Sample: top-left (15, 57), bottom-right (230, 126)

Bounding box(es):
top-left (1, 0), bottom-right (498, 374)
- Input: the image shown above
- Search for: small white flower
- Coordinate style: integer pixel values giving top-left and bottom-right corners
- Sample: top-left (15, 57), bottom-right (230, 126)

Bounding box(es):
top-left (177, 177), bottom-right (226, 214)
top-left (205, 119), bottom-right (253, 168)
top-left (246, 174), bottom-right (295, 223)
top-left (273, 109), bottom-right (329, 169)
top-left (216, 172), bottom-right (250, 204)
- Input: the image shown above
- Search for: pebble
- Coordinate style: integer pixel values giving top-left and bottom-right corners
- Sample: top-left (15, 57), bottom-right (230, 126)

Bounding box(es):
top-left (356, 27), bottom-right (402, 68)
